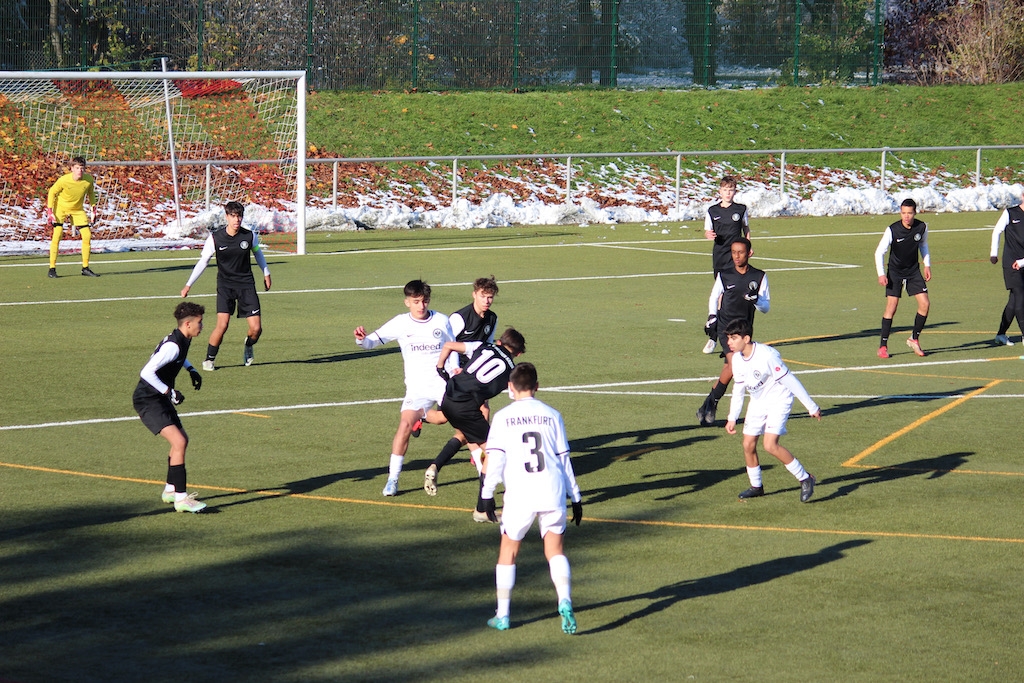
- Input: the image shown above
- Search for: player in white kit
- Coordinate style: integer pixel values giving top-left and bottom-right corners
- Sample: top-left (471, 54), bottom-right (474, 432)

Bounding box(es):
top-left (353, 280), bottom-right (455, 496)
top-left (723, 319), bottom-right (821, 503)
top-left (480, 362), bottom-right (583, 634)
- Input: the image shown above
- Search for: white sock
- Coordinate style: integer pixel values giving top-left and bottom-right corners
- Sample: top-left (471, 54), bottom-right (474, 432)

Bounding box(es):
top-left (163, 484), bottom-right (175, 493)
top-left (746, 466), bottom-right (763, 488)
top-left (495, 563), bottom-right (516, 618)
top-left (388, 454), bottom-right (404, 480)
top-left (471, 448), bottom-right (484, 474)
top-left (174, 491), bottom-right (188, 502)
top-left (785, 458), bottom-right (808, 481)
top-left (548, 554), bottom-right (572, 604)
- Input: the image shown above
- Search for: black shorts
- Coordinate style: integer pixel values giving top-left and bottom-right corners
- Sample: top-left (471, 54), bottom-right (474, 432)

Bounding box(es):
top-left (217, 284), bottom-right (261, 318)
top-left (885, 269), bottom-right (927, 298)
top-left (133, 390), bottom-right (183, 436)
top-left (441, 398), bottom-right (490, 445)
top-left (1003, 267), bottom-right (1024, 291)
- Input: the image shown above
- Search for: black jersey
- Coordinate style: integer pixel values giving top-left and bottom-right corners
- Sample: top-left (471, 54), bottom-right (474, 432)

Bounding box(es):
top-left (1002, 206), bottom-right (1024, 266)
top-left (717, 264), bottom-right (767, 326)
top-left (450, 303), bottom-right (497, 366)
top-left (134, 328), bottom-right (191, 399)
top-left (446, 342), bottom-right (515, 405)
top-left (212, 227), bottom-right (260, 287)
top-left (708, 202), bottom-right (749, 273)
top-left (884, 219), bottom-right (928, 275)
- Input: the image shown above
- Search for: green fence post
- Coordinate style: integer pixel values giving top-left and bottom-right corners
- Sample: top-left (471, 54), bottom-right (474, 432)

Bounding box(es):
top-left (412, 0), bottom-right (420, 89)
top-left (701, 0), bottom-right (712, 86)
top-left (197, 0), bottom-right (204, 70)
top-left (610, 0), bottom-right (618, 87)
top-left (871, 0), bottom-right (882, 86)
top-left (307, 0), bottom-right (314, 77)
top-left (513, 0), bottom-right (521, 90)
top-left (80, 0), bottom-right (88, 68)
top-left (792, 0), bottom-right (802, 85)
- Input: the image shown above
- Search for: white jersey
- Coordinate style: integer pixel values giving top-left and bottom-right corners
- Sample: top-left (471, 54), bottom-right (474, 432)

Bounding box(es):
top-left (727, 342), bottom-right (819, 422)
top-left (357, 311), bottom-right (455, 399)
top-left (483, 397), bottom-right (581, 513)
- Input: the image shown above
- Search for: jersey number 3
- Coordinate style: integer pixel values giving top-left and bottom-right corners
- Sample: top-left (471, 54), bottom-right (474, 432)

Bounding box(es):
top-left (523, 431), bottom-right (545, 473)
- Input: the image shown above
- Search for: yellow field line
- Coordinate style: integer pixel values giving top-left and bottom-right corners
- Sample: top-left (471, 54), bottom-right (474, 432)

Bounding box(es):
top-left (235, 412), bottom-right (271, 419)
top-left (842, 379), bottom-right (1002, 467)
top-left (845, 463), bottom-right (1024, 477)
top-left (3, 459), bottom-right (1023, 544)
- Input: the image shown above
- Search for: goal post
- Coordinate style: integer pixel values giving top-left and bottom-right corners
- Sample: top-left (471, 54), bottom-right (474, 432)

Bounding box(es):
top-left (0, 70), bottom-right (307, 254)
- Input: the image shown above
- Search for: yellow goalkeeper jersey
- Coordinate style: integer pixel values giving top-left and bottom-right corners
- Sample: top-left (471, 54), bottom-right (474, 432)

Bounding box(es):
top-left (47, 172), bottom-right (97, 214)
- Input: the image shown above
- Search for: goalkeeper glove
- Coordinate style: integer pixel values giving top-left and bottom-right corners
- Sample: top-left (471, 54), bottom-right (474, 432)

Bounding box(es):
top-left (704, 314), bottom-right (718, 339)
top-left (437, 366), bottom-right (451, 382)
top-left (188, 368), bottom-right (202, 391)
top-left (480, 497), bottom-right (498, 523)
top-left (168, 389), bottom-right (185, 405)
top-left (571, 501), bottom-right (583, 526)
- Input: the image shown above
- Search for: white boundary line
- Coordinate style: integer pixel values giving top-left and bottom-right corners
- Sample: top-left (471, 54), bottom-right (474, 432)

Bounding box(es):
top-left (0, 263), bottom-right (858, 307)
top-left (3, 356), bottom-right (1021, 432)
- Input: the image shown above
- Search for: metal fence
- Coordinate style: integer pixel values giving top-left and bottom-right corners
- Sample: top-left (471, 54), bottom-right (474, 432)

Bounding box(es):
top-left (3, 0), bottom-right (885, 89)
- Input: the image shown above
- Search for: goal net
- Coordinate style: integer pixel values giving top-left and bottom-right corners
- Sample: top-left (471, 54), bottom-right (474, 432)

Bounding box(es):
top-left (0, 70), bottom-right (306, 254)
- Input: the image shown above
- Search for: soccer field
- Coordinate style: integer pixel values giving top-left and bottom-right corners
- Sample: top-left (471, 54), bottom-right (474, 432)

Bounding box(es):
top-left (2, 212), bottom-right (1022, 682)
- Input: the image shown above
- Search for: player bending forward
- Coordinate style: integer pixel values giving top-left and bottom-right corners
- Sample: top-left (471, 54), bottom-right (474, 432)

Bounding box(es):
top-left (723, 319), bottom-right (821, 503)
top-left (480, 362), bottom-right (583, 634)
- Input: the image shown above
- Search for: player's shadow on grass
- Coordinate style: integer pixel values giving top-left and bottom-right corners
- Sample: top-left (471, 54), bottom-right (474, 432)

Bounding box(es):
top-left (815, 452), bottom-right (971, 502)
top-left (577, 539), bottom-right (872, 634)
top-left (769, 322), bottom-right (957, 348)
top-left (570, 424), bottom-right (720, 478)
top-left (585, 467), bottom-right (744, 504)
top-left (275, 346), bottom-right (402, 365)
top-left (820, 388), bottom-right (984, 419)
top-left (196, 467), bottom-right (383, 510)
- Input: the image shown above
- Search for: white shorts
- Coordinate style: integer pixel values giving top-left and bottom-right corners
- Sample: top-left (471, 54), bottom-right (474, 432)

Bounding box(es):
top-left (500, 504), bottom-right (567, 542)
top-left (742, 395), bottom-right (794, 437)
top-left (401, 392), bottom-right (440, 415)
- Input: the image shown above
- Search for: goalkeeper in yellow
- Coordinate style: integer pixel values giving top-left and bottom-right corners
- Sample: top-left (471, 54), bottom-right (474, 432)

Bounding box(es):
top-left (46, 156), bottom-right (99, 278)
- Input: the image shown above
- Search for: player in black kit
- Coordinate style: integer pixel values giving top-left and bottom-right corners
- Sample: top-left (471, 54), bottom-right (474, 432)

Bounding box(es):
top-left (701, 176), bottom-right (750, 354)
top-left (132, 302), bottom-right (207, 513)
top-left (696, 238), bottom-right (769, 426)
top-left (427, 327), bottom-right (525, 521)
top-left (181, 201), bottom-right (272, 370)
top-left (419, 276), bottom-right (499, 478)
top-left (874, 198), bottom-right (931, 358)
top-left (989, 200), bottom-right (1024, 345)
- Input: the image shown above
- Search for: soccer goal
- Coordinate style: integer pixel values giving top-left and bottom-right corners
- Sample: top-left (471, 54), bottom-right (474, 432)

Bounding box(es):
top-left (0, 70), bottom-right (307, 254)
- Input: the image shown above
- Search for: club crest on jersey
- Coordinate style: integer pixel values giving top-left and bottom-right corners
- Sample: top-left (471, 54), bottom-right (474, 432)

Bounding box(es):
top-left (433, 328), bottom-right (444, 339)
top-left (732, 213), bottom-right (741, 222)
top-left (748, 281), bottom-right (758, 292)
top-left (913, 234), bottom-right (921, 242)
top-left (240, 240), bottom-right (250, 249)
top-left (484, 324), bottom-right (492, 335)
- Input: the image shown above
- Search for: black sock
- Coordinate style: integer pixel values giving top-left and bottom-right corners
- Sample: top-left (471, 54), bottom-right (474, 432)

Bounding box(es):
top-left (432, 437), bottom-right (464, 471)
top-left (475, 473), bottom-right (486, 511)
top-left (710, 381), bottom-right (728, 403)
top-left (880, 317), bottom-right (893, 346)
top-left (168, 464), bottom-right (186, 493)
top-left (912, 313), bottom-right (927, 339)
top-left (206, 344), bottom-right (220, 361)
top-left (245, 336), bottom-right (257, 347)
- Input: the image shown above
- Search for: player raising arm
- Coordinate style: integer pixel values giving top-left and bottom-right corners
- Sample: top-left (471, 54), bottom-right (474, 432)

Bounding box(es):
top-left (354, 280), bottom-right (455, 496)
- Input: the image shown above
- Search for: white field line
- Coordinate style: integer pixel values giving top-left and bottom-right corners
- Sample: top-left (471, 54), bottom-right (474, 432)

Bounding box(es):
top-left (3, 356), bottom-right (1021, 432)
top-left (0, 224), bottom-right (990, 269)
top-left (0, 263), bottom-right (857, 307)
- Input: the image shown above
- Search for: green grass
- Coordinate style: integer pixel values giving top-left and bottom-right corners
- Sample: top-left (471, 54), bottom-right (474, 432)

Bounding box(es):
top-left (3, 212), bottom-right (1024, 681)
top-left (306, 84), bottom-right (1024, 176)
